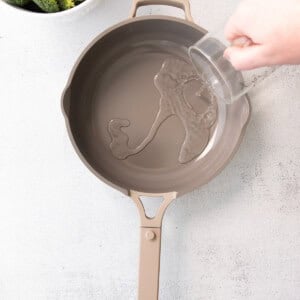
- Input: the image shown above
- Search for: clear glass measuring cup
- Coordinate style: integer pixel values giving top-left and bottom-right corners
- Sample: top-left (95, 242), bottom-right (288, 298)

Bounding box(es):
top-left (189, 31), bottom-right (279, 104)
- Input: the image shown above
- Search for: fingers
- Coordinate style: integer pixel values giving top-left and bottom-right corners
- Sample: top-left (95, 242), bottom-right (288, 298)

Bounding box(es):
top-left (223, 45), bottom-right (270, 70)
top-left (224, 20), bottom-right (242, 42)
top-left (224, 16), bottom-right (243, 42)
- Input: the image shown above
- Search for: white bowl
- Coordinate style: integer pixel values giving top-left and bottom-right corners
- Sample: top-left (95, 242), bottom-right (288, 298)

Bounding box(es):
top-left (0, 0), bottom-right (100, 20)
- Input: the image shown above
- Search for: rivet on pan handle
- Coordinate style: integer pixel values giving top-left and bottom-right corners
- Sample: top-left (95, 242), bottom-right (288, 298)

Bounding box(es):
top-left (130, 0), bottom-right (194, 22)
top-left (130, 191), bottom-right (177, 300)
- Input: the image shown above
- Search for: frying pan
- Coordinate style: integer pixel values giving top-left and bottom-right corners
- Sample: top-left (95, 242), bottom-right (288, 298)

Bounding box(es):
top-left (61, 0), bottom-right (250, 299)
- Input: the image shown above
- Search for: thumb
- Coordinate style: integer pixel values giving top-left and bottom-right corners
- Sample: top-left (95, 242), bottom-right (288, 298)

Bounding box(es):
top-left (224, 45), bottom-right (269, 70)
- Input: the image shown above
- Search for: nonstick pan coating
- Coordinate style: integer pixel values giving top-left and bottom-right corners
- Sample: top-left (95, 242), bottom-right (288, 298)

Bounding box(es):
top-left (62, 16), bottom-right (250, 196)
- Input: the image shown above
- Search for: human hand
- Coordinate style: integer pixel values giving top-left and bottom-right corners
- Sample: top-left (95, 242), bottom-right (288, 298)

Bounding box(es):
top-left (224, 0), bottom-right (300, 70)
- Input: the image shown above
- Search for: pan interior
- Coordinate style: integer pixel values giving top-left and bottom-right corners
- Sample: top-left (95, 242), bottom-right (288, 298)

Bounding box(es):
top-left (68, 18), bottom-right (230, 194)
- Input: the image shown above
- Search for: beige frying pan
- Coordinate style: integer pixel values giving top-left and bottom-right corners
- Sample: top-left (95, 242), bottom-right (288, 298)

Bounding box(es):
top-left (62, 0), bottom-right (250, 299)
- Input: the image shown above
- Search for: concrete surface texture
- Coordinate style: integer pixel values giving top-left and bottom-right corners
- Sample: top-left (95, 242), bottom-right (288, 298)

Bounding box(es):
top-left (0, 0), bottom-right (300, 299)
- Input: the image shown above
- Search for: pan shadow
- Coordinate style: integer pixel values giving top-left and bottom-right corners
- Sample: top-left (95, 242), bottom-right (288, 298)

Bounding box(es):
top-left (159, 105), bottom-right (267, 298)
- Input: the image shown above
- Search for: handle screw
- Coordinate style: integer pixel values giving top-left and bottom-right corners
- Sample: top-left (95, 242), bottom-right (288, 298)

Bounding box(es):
top-left (145, 230), bottom-right (156, 241)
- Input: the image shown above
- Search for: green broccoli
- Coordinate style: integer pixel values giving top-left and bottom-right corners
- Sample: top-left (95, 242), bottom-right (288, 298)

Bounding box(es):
top-left (32, 0), bottom-right (60, 12)
top-left (6, 0), bottom-right (84, 12)
top-left (6, 0), bottom-right (31, 6)
top-left (57, 0), bottom-right (75, 10)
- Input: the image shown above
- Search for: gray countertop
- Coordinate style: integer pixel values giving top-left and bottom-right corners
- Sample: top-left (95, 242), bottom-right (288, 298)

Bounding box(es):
top-left (0, 0), bottom-right (299, 299)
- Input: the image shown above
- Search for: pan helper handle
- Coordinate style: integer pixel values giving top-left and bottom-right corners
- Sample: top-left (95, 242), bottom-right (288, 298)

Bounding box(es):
top-left (130, 191), bottom-right (177, 300)
top-left (130, 0), bottom-right (193, 22)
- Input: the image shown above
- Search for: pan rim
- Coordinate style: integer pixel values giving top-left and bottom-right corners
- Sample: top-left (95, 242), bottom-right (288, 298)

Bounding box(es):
top-left (61, 16), bottom-right (250, 197)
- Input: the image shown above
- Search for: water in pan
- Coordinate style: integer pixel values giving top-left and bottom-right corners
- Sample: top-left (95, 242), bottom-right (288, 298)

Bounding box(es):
top-left (89, 38), bottom-right (224, 167)
top-left (107, 54), bottom-right (218, 164)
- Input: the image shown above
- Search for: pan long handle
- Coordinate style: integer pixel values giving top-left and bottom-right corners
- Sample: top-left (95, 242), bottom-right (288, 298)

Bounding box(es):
top-left (138, 227), bottom-right (162, 300)
top-left (130, 191), bottom-right (177, 300)
top-left (130, 0), bottom-right (193, 22)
